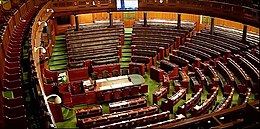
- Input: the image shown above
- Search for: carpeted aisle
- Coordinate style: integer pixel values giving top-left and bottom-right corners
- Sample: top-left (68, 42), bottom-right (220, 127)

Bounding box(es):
top-left (49, 35), bottom-right (68, 73)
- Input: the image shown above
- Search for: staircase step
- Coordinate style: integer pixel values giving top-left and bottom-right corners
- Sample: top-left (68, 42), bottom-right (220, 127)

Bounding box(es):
top-left (120, 63), bottom-right (129, 68)
top-left (122, 53), bottom-right (132, 57)
top-left (124, 37), bottom-right (132, 41)
top-left (121, 58), bottom-right (131, 62)
top-left (55, 44), bottom-right (66, 48)
top-left (56, 35), bottom-right (66, 41)
top-left (124, 41), bottom-right (132, 45)
top-left (124, 28), bottom-right (133, 33)
top-left (53, 47), bottom-right (67, 52)
top-left (52, 51), bottom-right (68, 56)
top-left (50, 56), bottom-right (68, 61)
top-left (49, 60), bottom-right (68, 66)
top-left (125, 34), bottom-right (132, 38)
top-left (122, 45), bottom-right (131, 49)
top-left (122, 49), bottom-right (131, 53)
top-left (50, 65), bottom-right (67, 71)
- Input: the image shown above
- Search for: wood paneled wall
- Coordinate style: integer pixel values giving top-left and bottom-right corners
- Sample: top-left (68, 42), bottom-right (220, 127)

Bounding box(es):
top-left (215, 18), bottom-right (259, 35)
top-left (56, 11), bottom-right (259, 34)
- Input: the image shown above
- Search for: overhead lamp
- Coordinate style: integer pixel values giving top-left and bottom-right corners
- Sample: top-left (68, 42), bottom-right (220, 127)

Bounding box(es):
top-left (46, 94), bottom-right (62, 104)
top-left (34, 46), bottom-right (47, 54)
top-left (38, 21), bottom-right (42, 26)
top-left (44, 22), bottom-right (48, 27)
top-left (46, 8), bottom-right (54, 13)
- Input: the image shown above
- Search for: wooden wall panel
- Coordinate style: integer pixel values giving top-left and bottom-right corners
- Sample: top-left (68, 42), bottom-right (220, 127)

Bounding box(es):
top-left (93, 12), bottom-right (109, 21)
top-left (135, 11), bottom-right (144, 20)
top-left (78, 14), bottom-right (93, 23)
top-left (215, 18), bottom-right (259, 34)
top-left (112, 12), bottom-right (123, 21)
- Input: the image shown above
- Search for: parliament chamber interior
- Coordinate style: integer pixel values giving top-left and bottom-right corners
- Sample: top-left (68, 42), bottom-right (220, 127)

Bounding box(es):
top-left (0, 0), bottom-right (259, 128)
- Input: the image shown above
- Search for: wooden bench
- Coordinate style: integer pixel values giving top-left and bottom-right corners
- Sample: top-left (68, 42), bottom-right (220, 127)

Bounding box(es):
top-left (216, 61), bottom-right (235, 95)
top-left (75, 105), bottom-right (102, 119)
top-left (214, 87), bottom-right (235, 112)
top-left (131, 55), bottom-right (153, 72)
top-left (96, 111), bottom-right (170, 128)
top-left (161, 88), bottom-right (187, 113)
top-left (109, 97), bottom-right (147, 113)
top-left (129, 62), bottom-right (145, 76)
top-left (77, 105), bottom-right (159, 128)
top-left (169, 54), bottom-right (189, 68)
top-left (160, 60), bottom-right (179, 80)
top-left (178, 88), bottom-right (203, 116)
top-left (132, 49), bottom-right (157, 65)
top-left (153, 86), bottom-right (168, 104)
top-left (150, 66), bottom-right (164, 82)
top-left (226, 58), bottom-right (250, 95)
top-left (190, 86), bottom-right (219, 117)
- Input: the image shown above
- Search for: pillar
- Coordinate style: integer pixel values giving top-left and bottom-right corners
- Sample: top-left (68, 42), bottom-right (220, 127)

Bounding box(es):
top-left (144, 12), bottom-right (147, 27)
top-left (75, 14), bottom-right (79, 31)
top-left (177, 13), bottom-right (181, 29)
top-left (210, 17), bottom-right (215, 35)
top-left (109, 12), bottom-right (113, 27)
top-left (242, 24), bottom-right (247, 42)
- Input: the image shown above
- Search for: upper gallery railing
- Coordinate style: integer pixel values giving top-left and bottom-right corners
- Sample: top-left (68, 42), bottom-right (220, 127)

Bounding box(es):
top-left (50, 0), bottom-right (259, 27)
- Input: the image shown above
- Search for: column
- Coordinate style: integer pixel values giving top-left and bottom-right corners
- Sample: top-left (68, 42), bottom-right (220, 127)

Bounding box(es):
top-left (210, 17), bottom-right (215, 35)
top-left (144, 12), bottom-right (147, 27)
top-left (177, 13), bottom-right (181, 29)
top-left (109, 12), bottom-right (113, 27)
top-left (242, 24), bottom-right (247, 42)
top-left (75, 14), bottom-right (79, 31)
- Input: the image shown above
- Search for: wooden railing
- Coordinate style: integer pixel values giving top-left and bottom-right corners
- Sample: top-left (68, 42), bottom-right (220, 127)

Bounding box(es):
top-left (30, 1), bottom-right (57, 127)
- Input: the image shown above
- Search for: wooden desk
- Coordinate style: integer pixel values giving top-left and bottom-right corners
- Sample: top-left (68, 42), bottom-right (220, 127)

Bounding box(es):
top-left (153, 86), bottom-right (168, 104)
